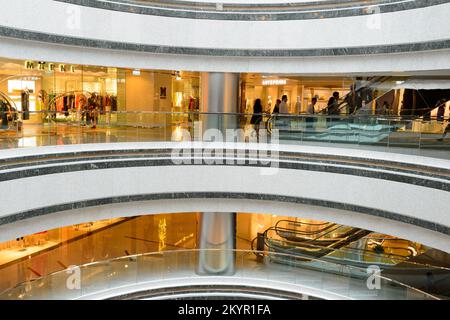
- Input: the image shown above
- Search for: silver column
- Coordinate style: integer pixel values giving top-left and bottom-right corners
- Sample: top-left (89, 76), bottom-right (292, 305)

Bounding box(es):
top-left (201, 72), bottom-right (240, 132)
top-left (197, 212), bottom-right (236, 275)
top-left (197, 73), bottom-right (239, 275)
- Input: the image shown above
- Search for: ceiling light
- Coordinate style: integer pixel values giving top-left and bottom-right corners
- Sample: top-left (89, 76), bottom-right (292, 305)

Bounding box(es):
top-left (132, 69), bottom-right (141, 76)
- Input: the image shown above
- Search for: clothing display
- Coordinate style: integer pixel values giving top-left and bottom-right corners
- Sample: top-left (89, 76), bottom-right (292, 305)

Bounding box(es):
top-left (48, 92), bottom-right (118, 117)
top-left (21, 91), bottom-right (30, 120)
top-left (0, 100), bottom-right (9, 127)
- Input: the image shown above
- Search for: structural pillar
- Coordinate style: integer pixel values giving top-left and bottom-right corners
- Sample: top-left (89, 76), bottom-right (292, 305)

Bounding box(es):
top-left (197, 212), bottom-right (236, 275)
top-left (201, 72), bottom-right (240, 132)
top-left (197, 73), bottom-right (239, 275)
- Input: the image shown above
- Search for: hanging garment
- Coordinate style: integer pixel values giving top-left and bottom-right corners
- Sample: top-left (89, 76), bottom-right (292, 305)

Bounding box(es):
top-left (21, 91), bottom-right (30, 120)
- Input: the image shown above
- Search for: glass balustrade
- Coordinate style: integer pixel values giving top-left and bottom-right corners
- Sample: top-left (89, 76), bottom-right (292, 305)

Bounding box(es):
top-left (0, 249), bottom-right (441, 300)
top-left (0, 111), bottom-right (448, 159)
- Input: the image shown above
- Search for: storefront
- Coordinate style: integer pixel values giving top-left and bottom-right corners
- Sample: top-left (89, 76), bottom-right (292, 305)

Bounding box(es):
top-left (0, 57), bottom-right (202, 128)
top-left (240, 74), bottom-right (353, 115)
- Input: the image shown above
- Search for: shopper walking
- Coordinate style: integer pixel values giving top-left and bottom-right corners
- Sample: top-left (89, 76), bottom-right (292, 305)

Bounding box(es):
top-left (272, 99), bottom-right (281, 115)
top-left (306, 97), bottom-right (318, 129)
top-left (250, 98), bottom-right (263, 141)
top-left (327, 92), bottom-right (340, 116)
top-left (279, 95), bottom-right (289, 114)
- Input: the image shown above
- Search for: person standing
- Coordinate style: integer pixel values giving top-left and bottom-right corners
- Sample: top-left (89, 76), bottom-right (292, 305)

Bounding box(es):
top-left (306, 97), bottom-right (318, 129)
top-left (327, 92), bottom-right (340, 116)
top-left (279, 95), bottom-right (289, 114)
top-left (438, 102), bottom-right (450, 141)
top-left (307, 97), bottom-right (318, 115)
top-left (382, 101), bottom-right (390, 115)
top-left (437, 99), bottom-right (446, 122)
top-left (88, 93), bottom-right (99, 129)
top-left (250, 98), bottom-right (263, 141)
top-left (326, 92), bottom-right (340, 126)
top-left (272, 99), bottom-right (281, 115)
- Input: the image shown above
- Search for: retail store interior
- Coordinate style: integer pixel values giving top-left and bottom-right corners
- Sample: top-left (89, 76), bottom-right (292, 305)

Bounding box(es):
top-left (0, 212), bottom-right (449, 299)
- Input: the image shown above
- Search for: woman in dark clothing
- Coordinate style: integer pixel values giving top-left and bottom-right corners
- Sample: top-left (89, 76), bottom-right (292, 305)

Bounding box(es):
top-left (272, 99), bottom-right (281, 115)
top-left (250, 99), bottom-right (263, 140)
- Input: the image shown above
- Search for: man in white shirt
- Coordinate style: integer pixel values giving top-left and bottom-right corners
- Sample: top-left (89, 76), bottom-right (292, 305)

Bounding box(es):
top-left (307, 97), bottom-right (318, 115)
top-left (279, 95), bottom-right (289, 114)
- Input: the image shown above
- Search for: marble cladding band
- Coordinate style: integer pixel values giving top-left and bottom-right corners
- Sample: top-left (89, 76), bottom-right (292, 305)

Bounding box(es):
top-left (109, 285), bottom-right (309, 300)
top-left (0, 191), bottom-right (448, 236)
top-left (0, 149), bottom-right (449, 190)
top-left (1, 149), bottom-right (449, 176)
top-left (1, 26), bottom-right (450, 57)
top-left (53, 0), bottom-right (450, 21)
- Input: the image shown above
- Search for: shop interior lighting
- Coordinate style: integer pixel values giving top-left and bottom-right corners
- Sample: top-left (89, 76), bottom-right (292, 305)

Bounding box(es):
top-left (132, 69), bottom-right (141, 76)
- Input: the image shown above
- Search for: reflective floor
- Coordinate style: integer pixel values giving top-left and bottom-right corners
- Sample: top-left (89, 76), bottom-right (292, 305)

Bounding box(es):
top-left (1, 121), bottom-right (449, 159)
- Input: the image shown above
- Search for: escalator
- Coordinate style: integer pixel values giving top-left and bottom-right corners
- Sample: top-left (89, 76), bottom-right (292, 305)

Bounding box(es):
top-left (252, 219), bottom-right (430, 271)
top-left (254, 220), bottom-right (372, 261)
top-left (252, 219), bottom-right (450, 297)
top-left (321, 76), bottom-right (394, 116)
top-left (272, 76), bottom-right (404, 144)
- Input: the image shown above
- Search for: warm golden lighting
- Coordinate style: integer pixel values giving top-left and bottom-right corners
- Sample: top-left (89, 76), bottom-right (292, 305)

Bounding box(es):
top-left (158, 218), bottom-right (167, 252)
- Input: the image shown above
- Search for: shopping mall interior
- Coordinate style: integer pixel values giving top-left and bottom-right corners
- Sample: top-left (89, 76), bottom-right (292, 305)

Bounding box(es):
top-left (0, 0), bottom-right (450, 301)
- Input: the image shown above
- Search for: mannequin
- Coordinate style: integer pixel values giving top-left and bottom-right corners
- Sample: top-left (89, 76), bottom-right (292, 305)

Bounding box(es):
top-left (295, 96), bottom-right (302, 114)
top-left (267, 96), bottom-right (273, 113)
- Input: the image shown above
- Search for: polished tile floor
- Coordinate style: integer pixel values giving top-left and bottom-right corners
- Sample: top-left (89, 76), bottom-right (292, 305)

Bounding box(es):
top-left (0, 122), bottom-right (449, 159)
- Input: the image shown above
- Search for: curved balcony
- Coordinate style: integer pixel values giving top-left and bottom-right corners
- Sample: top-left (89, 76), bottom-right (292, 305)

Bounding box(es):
top-left (54, 0), bottom-right (447, 20)
top-left (0, 112), bottom-right (449, 253)
top-left (0, 249), bottom-right (440, 300)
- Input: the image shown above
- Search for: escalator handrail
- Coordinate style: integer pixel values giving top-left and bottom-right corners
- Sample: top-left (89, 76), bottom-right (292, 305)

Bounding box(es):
top-left (265, 237), bottom-right (426, 267)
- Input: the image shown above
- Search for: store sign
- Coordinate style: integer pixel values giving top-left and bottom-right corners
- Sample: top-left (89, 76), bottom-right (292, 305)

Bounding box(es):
top-left (24, 60), bottom-right (74, 72)
top-left (262, 79), bottom-right (287, 86)
top-left (25, 61), bottom-right (35, 70)
top-left (37, 61), bottom-right (46, 70)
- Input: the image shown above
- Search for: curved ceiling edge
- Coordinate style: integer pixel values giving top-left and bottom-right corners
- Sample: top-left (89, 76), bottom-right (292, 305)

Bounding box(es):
top-left (1, 26), bottom-right (450, 57)
top-left (0, 192), bottom-right (448, 236)
top-left (53, 0), bottom-right (450, 21)
top-left (0, 150), bottom-right (448, 191)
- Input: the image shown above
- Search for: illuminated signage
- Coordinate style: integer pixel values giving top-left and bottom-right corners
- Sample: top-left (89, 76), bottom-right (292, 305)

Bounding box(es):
top-left (24, 60), bottom-right (74, 72)
top-left (25, 61), bottom-right (35, 69)
top-left (262, 79), bottom-right (287, 86)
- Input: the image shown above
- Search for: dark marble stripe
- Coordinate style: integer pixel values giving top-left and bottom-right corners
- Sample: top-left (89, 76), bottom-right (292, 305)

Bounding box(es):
top-left (1, 25), bottom-right (450, 57)
top-left (1, 148), bottom-right (449, 176)
top-left (110, 285), bottom-right (310, 300)
top-left (53, 0), bottom-right (450, 21)
top-left (0, 192), bottom-right (448, 235)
